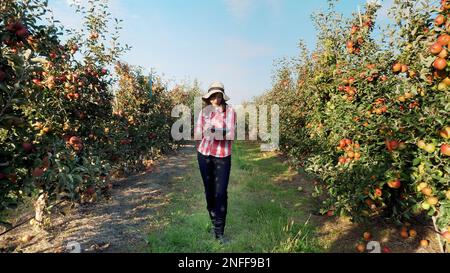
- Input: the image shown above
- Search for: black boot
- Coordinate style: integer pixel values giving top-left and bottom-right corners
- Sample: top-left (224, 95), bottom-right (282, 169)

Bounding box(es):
top-left (214, 218), bottom-right (229, 245)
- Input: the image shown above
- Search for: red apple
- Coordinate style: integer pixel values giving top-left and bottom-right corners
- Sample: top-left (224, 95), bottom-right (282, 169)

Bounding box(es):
top-left (85, 186), bottom-right (95, 195)
top-left (89, 32), bottom-right (99, 40)
top-left (433, 57), bottom-right (447, 70)
top-left (420, 239), bottom-right (429, 247)
top-left (392, 63), bottom-right (402, 73)
top-left (346, 40), bottom-right (354, 49)
top-left (16, 27), bottom-right (29, 38)
top-left (7, 22), bottom-right (28, 38)
top-left (401, 64), bottom-right (408, 73)
top-left (375, 188), bottom-right (382, 197)
top-left (344, 138), bottom-right (352, 146)
top-left (385, 139), bottom-right (399, 152)
top-left (32, 167), bottom-right (44, 177)
top-left (439, 48), bottom-right (449, 59)
top-left (437, 34), bottom-right (450, 46)
top-left (7, 173), bottom-right (17, 183)
top-left (68, 136), bottom-right (83, 152)
top-left (32, 79), bottom-right (42, 85)
top-left (443, 0), bottom-right (450, 10)
top-left (70, 45), bottom-right (79, 54)
top-left (442, 231), bottom-right (450, 241)
top-left (390, 140), bottom-right (399, 150)
top-left (422, 187), bottom-right (433, 196)
top-left (440, 127), bottom-right (450, 139)
top-left (22, 142), bottom-right (34, 152)
top-left (388, 179), bottom-right (401, 189)
top-left (436, 14), bottom-right (447, 26)
top-left (400, 230), bottom-right (409, 239)
top-left (6, 22), bottom-right (16, 32)
top-left (427, 197), bottom-right (439, 206)
top-left (356, 243), bottom-right (366, 253)
top-left (357, 38), bottom-right (364, 46)
top-left (0, 70), bottom-right (6, 81)
top-left (364, 20), bottom-right (373, 28)
top-left (69, 136), bottom-right (81, 144)
top-left (441, 144), bottom-right (450, 156)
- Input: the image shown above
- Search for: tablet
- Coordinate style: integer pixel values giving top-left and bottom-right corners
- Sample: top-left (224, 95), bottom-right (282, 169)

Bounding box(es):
top-left (214, 128), bottom-right (230, 133)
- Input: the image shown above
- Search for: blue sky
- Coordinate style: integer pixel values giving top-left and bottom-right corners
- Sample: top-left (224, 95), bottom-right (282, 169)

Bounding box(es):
top-left (48, 0), bottom-right (393, 104)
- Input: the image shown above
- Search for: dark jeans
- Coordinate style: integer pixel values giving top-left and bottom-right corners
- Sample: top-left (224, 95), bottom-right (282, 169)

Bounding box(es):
top-left (197, 152), bottom-right (231, 237)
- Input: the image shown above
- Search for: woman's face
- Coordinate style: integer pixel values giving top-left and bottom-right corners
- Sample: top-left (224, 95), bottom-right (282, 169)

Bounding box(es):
top-left (209, 92), bottom-right (223, 106)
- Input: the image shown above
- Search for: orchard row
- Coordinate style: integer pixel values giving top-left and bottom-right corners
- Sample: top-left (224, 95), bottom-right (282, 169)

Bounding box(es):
top-left (255, 0), bottom-right (450, 243)
top-left (0, 0), bottom-right (196, 225)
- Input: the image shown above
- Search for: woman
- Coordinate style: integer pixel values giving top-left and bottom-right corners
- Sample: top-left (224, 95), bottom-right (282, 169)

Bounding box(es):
top-left (195, 81), bottom-right (236, 244)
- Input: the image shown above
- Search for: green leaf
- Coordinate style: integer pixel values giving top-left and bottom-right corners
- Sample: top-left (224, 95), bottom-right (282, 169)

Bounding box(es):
top-left (412, 157), bottom-right (421, 166)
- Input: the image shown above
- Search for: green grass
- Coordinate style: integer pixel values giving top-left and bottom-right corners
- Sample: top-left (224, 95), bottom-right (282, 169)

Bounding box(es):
top-left (146, 141), bottom-right (322, 253)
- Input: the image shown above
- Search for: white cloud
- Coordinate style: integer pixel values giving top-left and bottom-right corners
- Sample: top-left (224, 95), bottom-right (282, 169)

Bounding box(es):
top-left (224, 37), bottom-right (273, 59)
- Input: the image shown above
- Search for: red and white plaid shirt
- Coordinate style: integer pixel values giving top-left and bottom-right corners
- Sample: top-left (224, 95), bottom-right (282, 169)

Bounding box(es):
top-left (195, 105), bottom-right (236, 158)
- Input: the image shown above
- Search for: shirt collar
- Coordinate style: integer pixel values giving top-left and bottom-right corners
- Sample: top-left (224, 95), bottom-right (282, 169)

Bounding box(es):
top-left (212, 106), bottom-right (224, 112)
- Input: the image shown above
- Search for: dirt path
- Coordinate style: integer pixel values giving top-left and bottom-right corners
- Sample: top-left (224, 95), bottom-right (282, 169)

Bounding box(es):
top-left (0, 142), bottom-right (197, 253)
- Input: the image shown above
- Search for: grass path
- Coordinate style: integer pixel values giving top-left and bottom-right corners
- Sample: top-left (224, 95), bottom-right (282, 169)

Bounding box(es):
top-left (146, 141), bottom-right (322, 253)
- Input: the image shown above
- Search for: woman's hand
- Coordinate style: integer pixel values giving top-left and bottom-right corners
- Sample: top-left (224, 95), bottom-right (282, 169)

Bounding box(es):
top-left (203, 125), bottom-right (214, 139)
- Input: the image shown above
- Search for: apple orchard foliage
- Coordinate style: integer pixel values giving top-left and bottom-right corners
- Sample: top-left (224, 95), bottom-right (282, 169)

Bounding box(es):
top-left (0, 0), bottom-right (183, 218)
top-left (257, 0), bottom-right (450, 230)
top-left (111, 62), bottom-right (178, 175)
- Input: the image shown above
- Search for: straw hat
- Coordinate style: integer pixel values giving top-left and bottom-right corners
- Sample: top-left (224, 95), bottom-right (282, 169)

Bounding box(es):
top-left (202, 81), bottom-right (230, 101)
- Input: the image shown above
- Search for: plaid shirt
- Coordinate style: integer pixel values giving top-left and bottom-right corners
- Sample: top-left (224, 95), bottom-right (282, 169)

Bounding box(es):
top-left (195, 105), bottom-right (236, 158)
